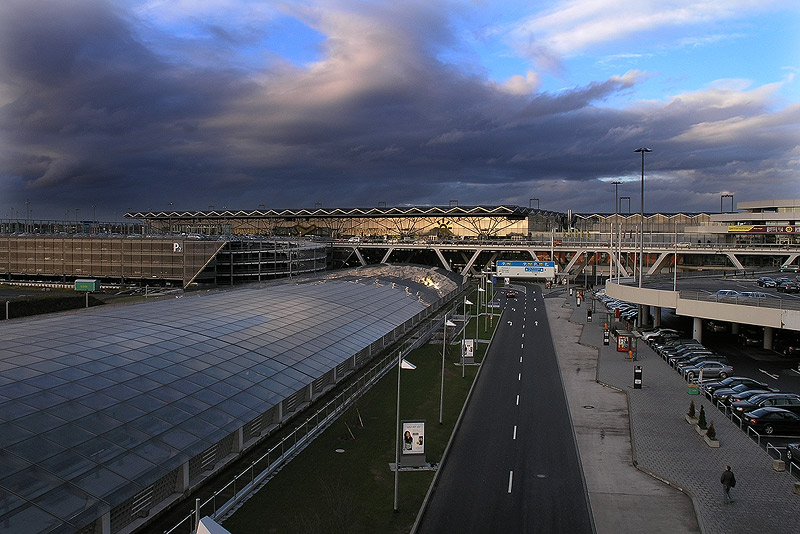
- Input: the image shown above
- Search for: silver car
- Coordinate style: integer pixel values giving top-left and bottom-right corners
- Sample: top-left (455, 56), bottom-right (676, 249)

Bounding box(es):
top-left (683, 360), bottom-right (734, 381)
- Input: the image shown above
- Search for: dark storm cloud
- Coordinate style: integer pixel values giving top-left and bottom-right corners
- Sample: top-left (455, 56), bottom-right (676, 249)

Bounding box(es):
top-left (0, 0), bottom-right (797, 220)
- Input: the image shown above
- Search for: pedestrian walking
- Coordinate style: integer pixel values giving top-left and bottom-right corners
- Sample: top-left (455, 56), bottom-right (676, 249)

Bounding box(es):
top-left (721, 465), bottom-right (736, 504)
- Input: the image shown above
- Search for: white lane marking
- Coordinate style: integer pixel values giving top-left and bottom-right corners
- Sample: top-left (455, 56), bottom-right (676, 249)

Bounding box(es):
top-left (518, 373), bottom-right (522, 381)
top-left (516, 394), bottom-right (520, 405)
top-left (792, 368), bottom-right (800, 377)
top-left (513, 425), bottom-right (517, 439)
top-left (535, 320), bottom-right (538, 326)
top-left (534, 307), bottom-right (537, 312)
top-left (508, 471), bottom-right (514, 493)
top-left (759, 368), bottom-right (780, 380)
top-left (519, 356), bottom-right (523, 363)
top-left (522, 333), bottom-right (525, 338)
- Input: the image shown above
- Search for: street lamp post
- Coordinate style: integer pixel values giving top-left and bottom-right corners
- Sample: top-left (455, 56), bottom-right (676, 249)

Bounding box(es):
top-left (462, 297), bottom-right (473, 378)
top-left (720, 193), bottom-right (733, 214)
top-left (440, 317), bottom-right (457, 424)
top-left (635, 147), bottom-right (652, 329)
top-left (394, 352), bottom-right (416, 511)
top-left (611, 181), bottom-right (622, 282)
top-left (634, 148), bottom-right (652, 291)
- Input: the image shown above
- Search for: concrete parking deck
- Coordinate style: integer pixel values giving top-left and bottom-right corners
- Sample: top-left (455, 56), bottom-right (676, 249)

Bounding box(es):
top-left (546, 292), bottom-right (799, 534)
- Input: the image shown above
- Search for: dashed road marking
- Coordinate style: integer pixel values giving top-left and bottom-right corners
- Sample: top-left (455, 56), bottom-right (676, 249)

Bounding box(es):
top-left (516, 394), bottom-right (520, 405)
top-left (508, 471), bottom-right (514, 493)
top-left (513, 425), bottom-right (517, 440)
top-left (759, 368), bottom-right (780, 380)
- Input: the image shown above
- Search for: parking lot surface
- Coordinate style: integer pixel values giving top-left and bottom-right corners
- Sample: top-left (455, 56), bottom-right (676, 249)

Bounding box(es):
top-left (546, 291), bottom-right (799, 534)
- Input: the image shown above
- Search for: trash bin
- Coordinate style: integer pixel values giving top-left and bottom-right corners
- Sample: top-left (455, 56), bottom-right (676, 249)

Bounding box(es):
top-left (686, 384), bottom-right (700, 395)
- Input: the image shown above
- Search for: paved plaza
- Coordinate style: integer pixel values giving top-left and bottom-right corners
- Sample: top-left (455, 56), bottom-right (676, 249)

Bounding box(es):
top-left (545, 292), bottom-right (799, 534)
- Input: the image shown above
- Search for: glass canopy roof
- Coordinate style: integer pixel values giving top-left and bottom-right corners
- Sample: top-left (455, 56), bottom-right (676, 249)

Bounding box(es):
top-left (0, 273), bottom-right (431, 532)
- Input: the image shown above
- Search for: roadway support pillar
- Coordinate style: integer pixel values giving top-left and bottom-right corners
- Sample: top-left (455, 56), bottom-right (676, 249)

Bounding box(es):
top-left (731, 323), bottom-right (740, 335)
top-left (764, 326), bottom-right (774, 350)
top-left (692, 317), bottom-right (702, 343)
top-left (653, 306), bottom-right (661, 327)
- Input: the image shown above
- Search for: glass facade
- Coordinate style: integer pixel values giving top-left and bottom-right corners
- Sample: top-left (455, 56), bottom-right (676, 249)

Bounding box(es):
top-left (0, 268), bottom-right (450, 533)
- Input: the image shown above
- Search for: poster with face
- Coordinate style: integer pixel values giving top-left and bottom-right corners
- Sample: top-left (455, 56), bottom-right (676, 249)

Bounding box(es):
top-left (401, 421), bottom-right (425, 455)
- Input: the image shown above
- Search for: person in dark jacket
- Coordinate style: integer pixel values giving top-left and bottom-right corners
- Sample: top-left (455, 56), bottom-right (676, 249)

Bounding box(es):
top-left (721, 465), bottom-right (736, 503)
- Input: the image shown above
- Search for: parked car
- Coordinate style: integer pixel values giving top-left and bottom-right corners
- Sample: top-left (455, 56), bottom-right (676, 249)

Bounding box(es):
top-left (712, 383), bottom-right (778, 404)
top-left (740, 291), bottom-right (767, 299)
top-left (682, 360), bottom-right (734, 381)
top-left (757, 277), bottom-right (777, 288)
top-left (774, 335), bottom-right (800, 357)
top-left (787, 442), bottom-right (800, 462)
top-left (738, 328), bottom-right (763, 347)
top-left (676, 354), bottom-right (730, 373)
top-left (666, 349), bottom-right (713, 366)
top-left (703, 376), bottom-right (772, 398)
top-left (777, 281), bottom-right (799, 293)
top-left (743, 407), bottom-right (800, 435)
top-left (708, 289), bottom-right (742, 300)
top-left (642, 328), bottom-right (682, 342)
top-left (705, 320), bottom-right (728, 332)
top-left (732, 392), bottom-right (800, 415)
top-left (727, 389), bottom-right (775, 406)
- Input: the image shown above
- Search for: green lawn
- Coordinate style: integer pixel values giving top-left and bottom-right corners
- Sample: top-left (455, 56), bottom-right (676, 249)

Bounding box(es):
top-left (223, 313), bottom-right (497, 534)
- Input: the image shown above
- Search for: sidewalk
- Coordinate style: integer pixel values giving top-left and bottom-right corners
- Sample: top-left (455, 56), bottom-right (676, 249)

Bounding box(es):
top-left (546, 293), bottom-right (799, 534)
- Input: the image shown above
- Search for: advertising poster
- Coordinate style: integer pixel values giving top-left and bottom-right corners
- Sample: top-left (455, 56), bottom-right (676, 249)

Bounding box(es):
top-left (401, 421), bottom-right (425, 455)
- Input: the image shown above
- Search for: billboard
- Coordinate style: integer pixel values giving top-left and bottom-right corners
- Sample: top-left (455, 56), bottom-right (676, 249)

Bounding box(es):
top-left (496, 260), bottom-right (556, 279)
top-left (401, 421), bottom-right (425, 455)
top-left (728, 225), bottom-right (800, 234)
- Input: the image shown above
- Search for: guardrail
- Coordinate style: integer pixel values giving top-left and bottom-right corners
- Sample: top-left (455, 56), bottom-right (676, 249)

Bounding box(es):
top-left (162, 310), bottom-right (453, 534)
top-left (677, 290), bottom-right (800, 311)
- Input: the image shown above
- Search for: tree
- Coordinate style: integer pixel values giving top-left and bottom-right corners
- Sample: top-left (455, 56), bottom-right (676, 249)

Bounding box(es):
top-left (687, 400), bottom-right (696, 418)
top-left (706, 421), bottom-right (717, 440)
top-left (698, 405), bottom-right (708, 430)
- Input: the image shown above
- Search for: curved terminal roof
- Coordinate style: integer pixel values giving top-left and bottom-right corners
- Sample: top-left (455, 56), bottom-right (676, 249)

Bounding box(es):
top-left (0, 267), bottom-right (451, 532)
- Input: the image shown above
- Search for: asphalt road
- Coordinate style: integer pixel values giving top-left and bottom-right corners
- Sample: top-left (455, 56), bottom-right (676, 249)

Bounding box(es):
top-left (416, 285), bottom-right (594, 534)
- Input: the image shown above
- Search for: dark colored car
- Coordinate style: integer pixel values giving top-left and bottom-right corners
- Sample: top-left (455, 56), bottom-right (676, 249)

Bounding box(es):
top-left (757, 277), bottom-right (777, 288)
top-left (705, 320), bottom-right (728, 333)
top-left (702, 377), bottom-right (771, 398)
top-left (712, 383), bottom-right (778, 405)
top-left (743, 407), bottom-right (800, 435)
top-left (777, 281), bottom-right (799, 293)
top-left (774, 336), bottom-right (800, 357)
top-left (738, 328), bottom-right (763, 347)
top-left (727, 389), bottom-right (774, 406)
top-left (506, 290), bottom-right (517, 298)
top-left (732, 392), bottom-right (800, 415)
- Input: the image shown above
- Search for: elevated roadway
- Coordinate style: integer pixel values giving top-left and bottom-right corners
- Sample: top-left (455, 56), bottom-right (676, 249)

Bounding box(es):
top-left (605, 278), bottom-right (800, 349)
top-left (330, 240), bottom-right (800, 278)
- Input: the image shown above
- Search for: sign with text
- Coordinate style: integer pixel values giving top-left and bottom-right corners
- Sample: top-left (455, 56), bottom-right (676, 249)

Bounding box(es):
top-left (728, 225), bottom-right (800, 234)
top-left (496, 260), bottom-right (556, 279)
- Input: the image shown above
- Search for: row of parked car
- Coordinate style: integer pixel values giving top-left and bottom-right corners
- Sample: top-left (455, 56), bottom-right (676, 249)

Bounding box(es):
top-left (757, 275), bottom-right (800, 293)
top-left (642, 328), bottom-right (800, 438)
top-left (643, 330), bottom-right (734, 381)
top-left (598, 294), bottom-right (638, 323)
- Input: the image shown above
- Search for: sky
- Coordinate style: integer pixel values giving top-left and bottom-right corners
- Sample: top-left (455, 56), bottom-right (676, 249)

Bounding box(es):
top-left (0, 0), bottom-right (798, 221)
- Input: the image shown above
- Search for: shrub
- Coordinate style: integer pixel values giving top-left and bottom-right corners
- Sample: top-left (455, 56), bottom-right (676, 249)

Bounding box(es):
top-left (706, 421), bottom-right (717, 440)
top-left (687, 400), bottom-right (696, 418)
top-left (698, 405), bottom-right (708, 430)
